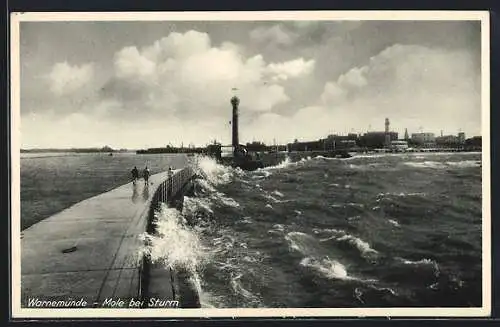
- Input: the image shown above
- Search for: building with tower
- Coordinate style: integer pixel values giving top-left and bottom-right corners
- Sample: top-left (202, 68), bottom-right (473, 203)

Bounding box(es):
top-left (358, 118), bottom-right (398, 149)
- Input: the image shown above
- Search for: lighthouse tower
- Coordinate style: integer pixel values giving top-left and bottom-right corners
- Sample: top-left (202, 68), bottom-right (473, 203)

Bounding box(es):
top-left (231, 96), bottom-right (240, 148)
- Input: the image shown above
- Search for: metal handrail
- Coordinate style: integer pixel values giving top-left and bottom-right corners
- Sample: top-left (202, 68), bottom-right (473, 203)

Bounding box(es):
top-left (156, 167), bottom-right (194, 204)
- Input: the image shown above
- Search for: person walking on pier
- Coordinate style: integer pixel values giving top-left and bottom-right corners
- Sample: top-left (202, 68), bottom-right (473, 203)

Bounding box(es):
top-left (143, 166), bottom-right (150, 185)
top-left (131, 166), bottom-right (139, 184)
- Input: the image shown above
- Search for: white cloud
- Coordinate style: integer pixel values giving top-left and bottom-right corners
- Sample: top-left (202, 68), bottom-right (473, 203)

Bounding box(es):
top-left (321, 82), bottom-right (346, 104)
top-left (249, 25), bottom-right (296, 46)
top-left (101, 30), bottom-right (311, 120)
top-left (337, 66), bottom-right (368, 88)
top-left (266, 58), bottom-right (315, 81)
top-left (244, 106), bottom-right (336, 144)
top-left (114, 46), bottom-right (157, 82)
top-left (246, 43), bottom-right (481, 146)
top-left (47, 61), bottom-right (94, 96)
top-left (22, 23), bottom-right (480, 149)
top-left (152, 30), bottom-right (212, 60)
top-left (319, 44), bottom-right (480, 136)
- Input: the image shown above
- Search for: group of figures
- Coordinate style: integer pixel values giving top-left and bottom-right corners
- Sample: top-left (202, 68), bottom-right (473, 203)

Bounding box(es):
top-left (130, 166), bottom-right (174, 185)
top-left (131, 166), bottom-right (150, 184)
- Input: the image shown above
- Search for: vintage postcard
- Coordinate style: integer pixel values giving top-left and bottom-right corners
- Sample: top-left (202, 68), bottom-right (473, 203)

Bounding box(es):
top-left (10, 11), bottom-right (490, 318)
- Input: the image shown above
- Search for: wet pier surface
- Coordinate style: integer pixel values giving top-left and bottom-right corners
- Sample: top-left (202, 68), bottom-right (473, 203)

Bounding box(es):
top-left (21, 171), bottom-right (177, 308)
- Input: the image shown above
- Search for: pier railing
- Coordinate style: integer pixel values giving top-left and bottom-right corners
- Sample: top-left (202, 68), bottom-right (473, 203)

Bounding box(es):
top-left (142, 165), bottom-right (199, 308)
top-left (156, 167), bottom-right (195, 204)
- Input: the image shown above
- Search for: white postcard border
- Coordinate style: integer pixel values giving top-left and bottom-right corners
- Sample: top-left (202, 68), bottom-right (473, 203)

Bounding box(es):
top-left (10, 10), bottom-right (491, 318)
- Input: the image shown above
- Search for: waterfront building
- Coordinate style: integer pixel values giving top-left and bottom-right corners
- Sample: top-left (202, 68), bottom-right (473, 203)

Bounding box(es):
top-left (359, 131), bottom-right (398, 149)
top-left (458, 132), bottom-right (466, 144)
top-left (435, 135), bottom-right (460, 146)
top-left (391, 140), bottom-right (409, 152)
top-left (411, 132), bottom-right (435, 145)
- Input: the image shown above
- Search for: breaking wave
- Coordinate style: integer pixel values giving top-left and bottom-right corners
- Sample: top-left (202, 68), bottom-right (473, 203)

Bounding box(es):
top-left (300, 257), bottom-right (351, 280)
top-left (262, 156), bottom-right (293, 170)
top-left (141, 204), bottom-right (206, 271)
top-left (403, 160), bottom-right (480, 169)
top-left (316, 229), bottom-right (378, 258)
top-left (191, 155), bottom-right (243, 185)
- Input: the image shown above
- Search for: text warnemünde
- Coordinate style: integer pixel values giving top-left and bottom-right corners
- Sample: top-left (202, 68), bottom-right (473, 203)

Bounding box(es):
top-left (27, 297), bottom-right (180, 308)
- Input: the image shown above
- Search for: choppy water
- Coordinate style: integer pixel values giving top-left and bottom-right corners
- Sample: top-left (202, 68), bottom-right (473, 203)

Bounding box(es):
top-left (20, 151), bottom-right (483, 308)
top-left (149, 152), bottom-right (482, 308)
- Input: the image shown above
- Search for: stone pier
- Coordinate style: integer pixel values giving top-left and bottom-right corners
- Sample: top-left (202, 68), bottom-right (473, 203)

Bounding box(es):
top-left (21, 167), bottom-right (197, 308)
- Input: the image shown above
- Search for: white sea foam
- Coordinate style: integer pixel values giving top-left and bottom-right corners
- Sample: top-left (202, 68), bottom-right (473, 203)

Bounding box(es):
top-left (183, 196), bottom-right (214, 216)
top-left (252, 170), bottom-right (272, 179)
top-left (397, 257), bottom-right (440, 277)
top-left (343, 153), bottom-right (401, 160)
top-left (445, 160), bottom-right (481, 168)
top-left (331, 202), bottom-right (363, 208)
top-left (404, 160), bottom-right (480, 169)
top-left (263, 193), bottom-right (280, 202)
top-left (314, 155), bottom-right (339, 161)
top-left (272, 224), bottom-right (285, 231)
top-left (237, 216), bottom-right (252, 224)
top-left (286, 231), bottom-right (377, 282)
top-left (317, 229), bottom-right (378, 258)
top-left (336, 234), bottom-right (378, 256)
top-left (189, 271), bottom-right (219, 308)
top-left (262, 191), bottom-right (293, 204)
top-left (212, 233), bottom-right (237, 255)
top-left (300, 257), bottom-right (350, 280)
top-left (346, 202), bottom-right (364, 208)
top-left (268, 224), bottom-right (285, 235)
top-left (313, 228), bottom-right (342, 235)
top-left (388, 219), bottom-right (400, 227)
top-left (285, 231), bottom-right (315, 254)
top-left (404, 161), bottom-right (447, 169)
top-left (370, 286), bottom-right (397, 296)
top-left (348, 163), bottom-right (382, 170)
top-left (194, 155), bottom-right (235, 185)
top-left (195, 178), bottom-right (217, 193)
top-left (272, 190), bottom-right (284, 197)
top-left (378, 192), bottom-right (426, 197)
top-left (209, 192), bottom-right (240, 208)
top-left (230, 273), bottom-right (260, 304)
top-left (194, 173), bottom-right (240, 209)
top-left (262, 157), bottom-right (293, 170)
top-left (347, 215), bottom-right (361, 222)
top-left (398, 257), bottom-right (436, 265)
top-left (142, 204), bottom-right (206, 271)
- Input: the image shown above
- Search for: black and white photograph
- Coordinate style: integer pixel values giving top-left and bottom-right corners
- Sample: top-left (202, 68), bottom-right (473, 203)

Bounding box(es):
top-left (11, 11), bottom-right (490, 318)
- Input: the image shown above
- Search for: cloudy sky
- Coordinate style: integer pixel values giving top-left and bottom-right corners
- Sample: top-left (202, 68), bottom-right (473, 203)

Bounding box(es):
top-left (19, 19), bottom-right (481, 149)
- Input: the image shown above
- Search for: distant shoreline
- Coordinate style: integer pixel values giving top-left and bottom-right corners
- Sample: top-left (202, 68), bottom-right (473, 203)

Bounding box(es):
top-left (21, 149), bottom-right (131, 153)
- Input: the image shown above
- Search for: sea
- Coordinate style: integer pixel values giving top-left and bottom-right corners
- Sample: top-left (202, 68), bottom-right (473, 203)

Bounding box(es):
top-left (20, 151), bottom-right (483, 308)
